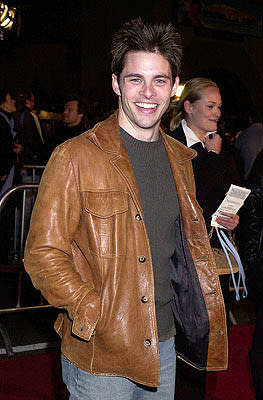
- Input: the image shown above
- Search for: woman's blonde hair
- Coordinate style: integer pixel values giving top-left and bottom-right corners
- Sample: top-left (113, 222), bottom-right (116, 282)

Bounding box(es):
top-left (170, 77), bottom-right (219, 131)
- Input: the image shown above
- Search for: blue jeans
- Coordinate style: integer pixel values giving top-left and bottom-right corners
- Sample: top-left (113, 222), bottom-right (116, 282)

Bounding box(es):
top-left (61, 336), bottom-right (176, 399)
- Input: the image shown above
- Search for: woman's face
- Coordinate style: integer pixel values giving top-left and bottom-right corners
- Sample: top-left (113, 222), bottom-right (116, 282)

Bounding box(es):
top-left (184, 86), bottom-right (222, 139)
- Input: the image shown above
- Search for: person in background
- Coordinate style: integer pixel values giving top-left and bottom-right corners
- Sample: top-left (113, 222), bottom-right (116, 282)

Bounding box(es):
top-left (14, 87), bottom-right (47, 167)
top-left (0, 86), bottom-right (22, 196)
top-left (234, 119), bottom-right (263, 185)
top-left (47, 91), bottom-right (88, 155)
top-left (24, 18), bottom-right (228, 400)
top-left (168, 77), bottom-right (241, 399)
top-left (168, 77), bottom-right (240, 247)
top-left (236, 149), bottom-right (263, 400)
top-left (0, 86), bottom-right (23, 263)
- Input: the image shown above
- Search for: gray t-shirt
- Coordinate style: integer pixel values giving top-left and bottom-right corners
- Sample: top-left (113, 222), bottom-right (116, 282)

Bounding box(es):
top-left (120, 128), bottom-right (180, 340)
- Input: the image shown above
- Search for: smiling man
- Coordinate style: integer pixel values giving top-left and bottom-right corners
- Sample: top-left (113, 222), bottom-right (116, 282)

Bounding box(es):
top-left (24, 18), bottom-right (228, 400)
top-left (112, 51), bottom-right (179, 141)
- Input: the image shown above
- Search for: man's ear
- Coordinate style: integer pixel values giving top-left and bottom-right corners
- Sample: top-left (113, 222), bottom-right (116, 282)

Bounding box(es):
top-left (112, 74), bottom-right (121, 96)
top-left (184, 100), bottom-right (193, 114)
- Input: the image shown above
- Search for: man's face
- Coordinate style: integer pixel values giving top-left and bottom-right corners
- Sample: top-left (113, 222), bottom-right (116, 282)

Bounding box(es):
top-left (112, 51), bottom-right (178, 140)
top-left (63, 100), bottom-right (83, 127)
top-left (26, 95), bottom-right (35, 111)
top-left (1, 92), bottom-right (16, 113)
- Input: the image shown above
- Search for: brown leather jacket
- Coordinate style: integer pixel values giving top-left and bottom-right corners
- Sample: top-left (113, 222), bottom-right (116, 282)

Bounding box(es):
top-left (24, 111), bottom-right (227, 387)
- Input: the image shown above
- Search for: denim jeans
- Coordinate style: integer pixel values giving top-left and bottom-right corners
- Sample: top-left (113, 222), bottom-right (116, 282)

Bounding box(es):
top-left (61, 336), bottom-right (176, 400)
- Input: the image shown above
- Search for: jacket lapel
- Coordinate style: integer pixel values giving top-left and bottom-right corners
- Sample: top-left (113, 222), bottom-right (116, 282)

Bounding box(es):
top-left (110, 144), bottom-right (143, 214)
top-left (87, 112), bottom-right (197, 215)
top-left (88, 111), bottom-right (143, 212)
top-left (161, 132), bottom-right (200, 226)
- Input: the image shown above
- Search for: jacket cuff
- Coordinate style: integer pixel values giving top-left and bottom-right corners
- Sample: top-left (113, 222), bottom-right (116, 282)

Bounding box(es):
top-left (72, 290), bottom-right (100, 341)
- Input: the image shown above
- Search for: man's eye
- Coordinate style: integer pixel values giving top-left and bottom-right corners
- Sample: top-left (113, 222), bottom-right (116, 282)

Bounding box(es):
top-left (156, 79), bottom-right (166, 85)
top-left (130, 78), bottom-right (141, 83)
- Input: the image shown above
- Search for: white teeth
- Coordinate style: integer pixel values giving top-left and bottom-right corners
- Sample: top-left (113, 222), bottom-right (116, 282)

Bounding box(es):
top-left (135, 103), bottom-right (157, 109)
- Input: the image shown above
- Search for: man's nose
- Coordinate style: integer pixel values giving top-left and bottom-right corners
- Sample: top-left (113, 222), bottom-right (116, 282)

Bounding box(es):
top-left (140, 83), bottom-right (156, 98)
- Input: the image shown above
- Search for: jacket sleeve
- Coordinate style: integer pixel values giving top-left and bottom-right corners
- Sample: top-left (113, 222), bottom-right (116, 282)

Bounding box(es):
top-left (238, 175), bottom-right (263, 263)
top-left (24, 144), bottom-right (100, 341)
top-left (236, 175), bottom-right (263, 302)
top-left (192, 149), bottom-right (241, 205)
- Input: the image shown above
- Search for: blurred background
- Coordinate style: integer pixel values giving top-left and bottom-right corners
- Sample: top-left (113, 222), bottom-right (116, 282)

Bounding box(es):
top-left (1, 0), bottom-right (263, 121)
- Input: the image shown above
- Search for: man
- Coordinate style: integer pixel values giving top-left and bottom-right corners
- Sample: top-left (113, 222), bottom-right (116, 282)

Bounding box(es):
top-left (48, 92), bottom-right (87, 154)
top-left (234, 121), bottom-right (263, 184)
top-left (0, 87), bottom-right (22, 196)
top-left (0, 87), bottom-right (22, 263)
top-left (14, 87), bottom-right (47, 166)
top-left (24, 18), bottom-right (227, 399)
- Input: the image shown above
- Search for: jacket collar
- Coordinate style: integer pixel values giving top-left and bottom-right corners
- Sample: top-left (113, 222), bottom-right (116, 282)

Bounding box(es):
top-left (85, 110), bottom-right (197, 164)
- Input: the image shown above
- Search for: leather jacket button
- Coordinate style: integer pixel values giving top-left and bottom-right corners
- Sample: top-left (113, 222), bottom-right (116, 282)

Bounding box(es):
top-left (135, 214), bottom-right (142, 221)
top-left (141, 296), bottom-right (148, 303)
top-left (144, 339), bottom-right (151, 347)
top-left (139, 256), bottom-right (146, 263)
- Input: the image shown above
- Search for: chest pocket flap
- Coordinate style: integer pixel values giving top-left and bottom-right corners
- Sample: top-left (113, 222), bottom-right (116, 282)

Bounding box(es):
top-left (84, 190), bottom-right (128, 218)
top-left (82, 190), bottom-right (129, 257)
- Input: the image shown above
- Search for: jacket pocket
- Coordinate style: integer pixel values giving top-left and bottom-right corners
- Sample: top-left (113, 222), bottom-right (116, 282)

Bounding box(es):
top-left (82, 190), bottom-right (128, 257)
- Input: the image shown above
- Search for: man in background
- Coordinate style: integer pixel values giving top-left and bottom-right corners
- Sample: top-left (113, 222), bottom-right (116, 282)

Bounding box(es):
top-left (48, 91), bottom-right (87, 154)
top-left (0, 86), bottom-right (22, 263)
top-left (0, 87), bottom-right (22, 195)
top-left (14, 87), bottom-right (47, 168)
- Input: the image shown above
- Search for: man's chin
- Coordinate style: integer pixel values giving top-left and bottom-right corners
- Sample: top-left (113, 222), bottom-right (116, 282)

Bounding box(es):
top-left (135, 119), bottom-right (160, 130)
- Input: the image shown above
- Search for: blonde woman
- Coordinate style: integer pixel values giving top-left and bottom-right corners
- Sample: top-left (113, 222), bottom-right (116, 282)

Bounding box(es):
top-left (170, 78), bottom-right (239, 225)
top-left (169, 77), bottom-right (241, 313)
top-left (169, 77), bottom-right (242, 399)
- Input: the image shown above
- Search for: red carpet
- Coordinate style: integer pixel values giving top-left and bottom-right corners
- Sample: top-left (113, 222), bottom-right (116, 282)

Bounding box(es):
top-left (0, 325), bottom-right (256, 400)
top-left (0, 350), bottom-right (68, 400)
top-left (206, 324), bottom-right (255, 400)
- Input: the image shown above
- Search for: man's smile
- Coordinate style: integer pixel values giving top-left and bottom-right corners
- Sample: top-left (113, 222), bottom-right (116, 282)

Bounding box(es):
top-left (135, 102), bottom-right (158, 109)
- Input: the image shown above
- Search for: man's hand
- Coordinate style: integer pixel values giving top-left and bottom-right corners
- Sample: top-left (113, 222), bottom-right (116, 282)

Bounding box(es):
top-left (203, 132), bottom-right (222, 154)
top-left (216, 212), bottom-right (239, 231)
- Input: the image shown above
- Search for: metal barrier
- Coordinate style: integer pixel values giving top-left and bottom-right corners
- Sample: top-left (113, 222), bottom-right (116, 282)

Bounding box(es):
top-left (21, 164), bottom-right (46, 184)
top-left (0, 184), bottom-right (39, 274)
top-left (0, 184), bottom-right (53, 357)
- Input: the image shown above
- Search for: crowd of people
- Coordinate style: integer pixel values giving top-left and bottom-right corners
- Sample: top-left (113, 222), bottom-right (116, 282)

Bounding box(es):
top-left (1, 83), bottom-right (261, 198)
top-left (1, 16), bottom-right (263, 400)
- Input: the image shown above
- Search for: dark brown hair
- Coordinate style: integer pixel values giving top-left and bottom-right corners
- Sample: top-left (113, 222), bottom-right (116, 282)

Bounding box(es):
top-left (64, 91), bottom-right (87, 116)
top-left (0, 86), bottom-right (9, 106)
top-left (111, 17), bottom-right (183, 83)
top-left (15, 88), bottom-right (34, 111)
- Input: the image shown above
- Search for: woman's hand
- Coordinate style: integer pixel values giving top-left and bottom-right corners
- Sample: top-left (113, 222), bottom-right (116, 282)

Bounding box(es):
top-left (203, 132), bottom-right (222, 154)
top-left (216, 212), bottom-right (239, 231)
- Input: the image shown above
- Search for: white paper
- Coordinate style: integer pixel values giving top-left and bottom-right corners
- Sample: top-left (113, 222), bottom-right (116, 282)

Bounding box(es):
top-left (211, 184), bottom-right (251, 229)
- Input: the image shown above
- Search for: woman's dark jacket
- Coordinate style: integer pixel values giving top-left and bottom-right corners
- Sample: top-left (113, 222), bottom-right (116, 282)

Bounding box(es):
top-left (169, 123), bottom-right (242, 247)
